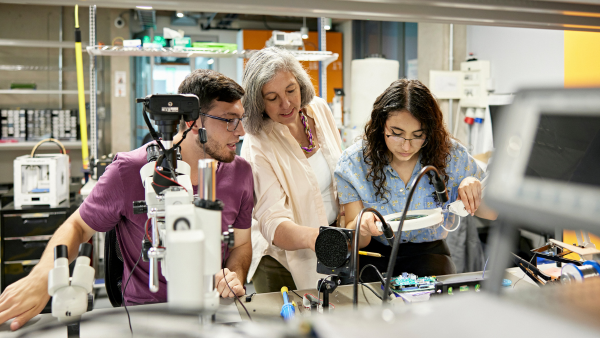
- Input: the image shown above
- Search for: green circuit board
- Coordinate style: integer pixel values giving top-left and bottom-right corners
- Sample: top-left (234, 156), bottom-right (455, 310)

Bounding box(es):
top-left (390, 273), bottom-right (437, 293)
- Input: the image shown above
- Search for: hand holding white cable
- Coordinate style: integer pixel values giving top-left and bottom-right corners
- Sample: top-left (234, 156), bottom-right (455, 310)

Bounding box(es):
top-left (450, 175), bottom-right (488, 217)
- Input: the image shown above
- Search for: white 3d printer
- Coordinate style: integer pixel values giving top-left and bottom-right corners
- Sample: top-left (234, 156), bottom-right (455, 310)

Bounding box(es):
top-left (14, 139), bottom-right (69, 208)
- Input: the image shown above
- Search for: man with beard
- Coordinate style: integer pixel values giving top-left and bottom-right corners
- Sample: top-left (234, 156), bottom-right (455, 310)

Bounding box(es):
top-left (0, 69), bottom-right (253, 331)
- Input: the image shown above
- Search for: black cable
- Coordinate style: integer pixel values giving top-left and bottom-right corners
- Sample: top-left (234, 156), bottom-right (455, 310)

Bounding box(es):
top-left (360, 281), bottom-right (371, 305)
top-left (290, 289), bottom-right (303, 300)
top-left (141, 107), bottom-right (176, 178)
top-left (173, 120), bottom-right (196, 149)
top-left (359, 264), bottom-right (386, 284)
top-left (513, 254), bottom-right (536, 289)
top-left (121, 219), bottom-right (151, 335)
top-left (352, 208), bottom-right (390, 307)
top-left (221, 264), bottom-right (252, 321)
top-left (289, 289), bottom-right (305, 312)
top-left (359, 264), bottom-right (392, 300)
top-left (142, 108), bottom-right (168, 158)
top-left (359, 282), bottom-right (383, 300)
top-left (122, 247), bottom-right (143, 336)
top-left (382, 166), bottom-right (445, 303)
top-left (170, 120), bottom-right (196, 169)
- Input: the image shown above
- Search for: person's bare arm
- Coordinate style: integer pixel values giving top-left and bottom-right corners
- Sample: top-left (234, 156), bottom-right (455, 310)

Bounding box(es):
top-left (474, 200), bottom-right (497, 220)
top-left (272, 221), bottom-right (319, 251)
top-left (458, 176), bottom-right (498, 220)
top-left (0, 209), bottom-right (96, 331)
top-left (217, 228), bottom-right (251, 298)
top-left (343, 200), bottom-right (384, 249)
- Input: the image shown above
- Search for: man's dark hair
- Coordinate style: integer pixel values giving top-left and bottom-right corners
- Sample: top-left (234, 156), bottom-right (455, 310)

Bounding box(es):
top-left (177, 69), bottom-right (244, 131)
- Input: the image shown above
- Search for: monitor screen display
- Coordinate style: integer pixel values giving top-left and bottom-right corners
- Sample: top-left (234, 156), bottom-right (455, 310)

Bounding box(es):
top-left (525, 114), bottom-right (600, 187)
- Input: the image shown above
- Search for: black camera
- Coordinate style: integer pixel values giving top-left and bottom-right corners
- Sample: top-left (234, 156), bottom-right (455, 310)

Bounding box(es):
top-left (136, 94), bottom-right (200, 142)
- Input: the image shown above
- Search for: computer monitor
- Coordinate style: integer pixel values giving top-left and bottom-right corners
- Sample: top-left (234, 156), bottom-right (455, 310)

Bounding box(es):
top-left (487, 88), bottom-right (600, 234)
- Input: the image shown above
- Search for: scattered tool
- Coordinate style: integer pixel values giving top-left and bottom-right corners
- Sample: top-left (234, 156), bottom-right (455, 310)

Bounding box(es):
top-left (280, 287), bottom-right (295, 320)
top-left (359, 251), bottom-right (383, 258)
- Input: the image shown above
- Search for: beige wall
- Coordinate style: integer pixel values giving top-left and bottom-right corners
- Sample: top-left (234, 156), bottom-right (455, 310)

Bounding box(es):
top-left (418, 23), bottom-right (467, 143)
top-left (109, 8), bottom-right (132, 154)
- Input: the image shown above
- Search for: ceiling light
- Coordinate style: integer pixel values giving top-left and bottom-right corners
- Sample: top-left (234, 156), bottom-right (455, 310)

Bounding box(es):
top-left (300, 27), bottom-right (309, 39)
top-left (176, 11), bottom-right (184, 18)
top-left (136, 6), bottom-right (153, 10)
top-left (323, 17), bottom-right (332, 30)
top-left (301, 17), bottom-right (309, 39)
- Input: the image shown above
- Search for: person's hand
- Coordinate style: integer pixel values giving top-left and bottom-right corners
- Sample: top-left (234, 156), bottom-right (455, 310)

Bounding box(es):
top-left (0, 272), bottom-right (50, 331)
top-left (215, 268), bottom-right (245, 298)
top-left (458, 177), bottom-right (482, 216)
top-left (353, 212), bottom-right (384, 238)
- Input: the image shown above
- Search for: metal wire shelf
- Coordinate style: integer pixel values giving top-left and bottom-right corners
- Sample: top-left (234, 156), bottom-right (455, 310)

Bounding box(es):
top-left (86, 46), bottom-right (339, 64)
top-left (86, 45), bottom-right (240, 58)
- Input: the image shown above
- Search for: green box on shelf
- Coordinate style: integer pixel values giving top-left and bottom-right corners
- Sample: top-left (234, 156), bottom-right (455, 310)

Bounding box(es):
top-left (10, 83), bottom-right (36, 90)
top-left (174, 37), bottom-right (192, 47)
top-left (191, 42), bottom-right (237, 52)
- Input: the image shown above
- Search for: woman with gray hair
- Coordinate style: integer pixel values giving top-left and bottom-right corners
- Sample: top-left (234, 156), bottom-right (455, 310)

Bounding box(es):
top-left (241, 47), bottom-right (342, 292)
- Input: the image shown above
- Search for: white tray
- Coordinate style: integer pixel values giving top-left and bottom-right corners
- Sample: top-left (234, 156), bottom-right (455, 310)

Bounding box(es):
top-left (376, 208), bottom-right (444, 232)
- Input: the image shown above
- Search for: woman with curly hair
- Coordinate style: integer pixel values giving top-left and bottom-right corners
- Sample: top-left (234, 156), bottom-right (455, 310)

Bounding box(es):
top-left (334, 79), bottom-right (496, 279)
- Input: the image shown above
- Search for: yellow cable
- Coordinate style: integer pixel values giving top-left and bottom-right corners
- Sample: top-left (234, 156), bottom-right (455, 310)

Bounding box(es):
top-left (75, 5), bottom-right (79, 28)
top-left (74, 4), bottom-right (89, 170)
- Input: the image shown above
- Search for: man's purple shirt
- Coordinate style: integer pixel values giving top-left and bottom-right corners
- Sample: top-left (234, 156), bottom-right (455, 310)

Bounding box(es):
top-left (79, 144), bottom-right (253, 305)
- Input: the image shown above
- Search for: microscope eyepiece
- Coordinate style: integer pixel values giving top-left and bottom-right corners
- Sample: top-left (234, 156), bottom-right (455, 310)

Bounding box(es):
top-left (78, 243), bottom-right (93, 258)
top-left (54, 245), bottom-right (68, 260)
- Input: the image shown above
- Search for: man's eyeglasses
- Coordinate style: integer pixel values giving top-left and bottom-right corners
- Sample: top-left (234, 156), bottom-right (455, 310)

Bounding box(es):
top-left (199, 113), bottom-right (244, 132)
top-left (385, 133), bottom-right (428, 148)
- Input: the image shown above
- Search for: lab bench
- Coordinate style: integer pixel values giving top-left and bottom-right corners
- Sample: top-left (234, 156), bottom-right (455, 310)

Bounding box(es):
top-left (0, 265), bottom-right (561, 338)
